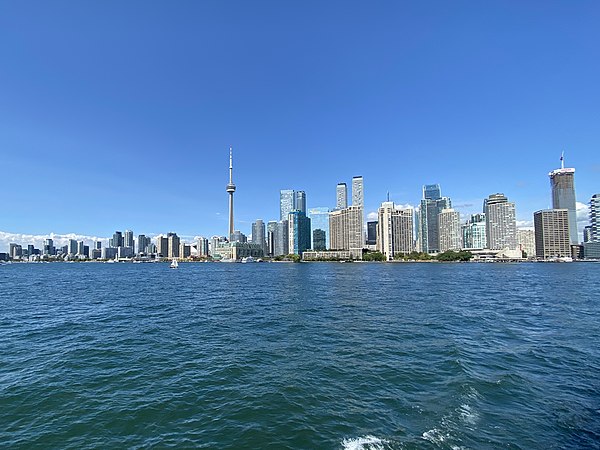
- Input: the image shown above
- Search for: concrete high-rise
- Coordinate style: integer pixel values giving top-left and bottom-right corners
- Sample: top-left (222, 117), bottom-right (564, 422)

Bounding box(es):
top-left (156, 236), bottom-right (168, 257)
top-left (517, 229), bottom-right (536, 258)
top-left (267, 221), bottom-right (278, 256)
top-left (352, 176), bottom-right (364, 208)
top-left (280, 189), bottom-right (296, 221)
top-left (484, 193), bottom-right (517, 250)
top-left (534, 209), bottom-right (571, 259)
top-left (418, 184), bottom-right (451, 253)
top-left (196, 237), bottom-right (209, 257)
top-left (251, 219), bottom-right (267, 255)
top-left (549, 155), bottom-right (578, 244)
top-left (312, 229), bottom-right (326, 250)
top-left (589, 193), bottom-right (600, 242)
top-left (137, 235), bottom-right (149, 254)
top-left (226, 147), bottom-right (236, 240)
top-left (167, 232), bottom-right (180, 258)
top-left (43, 238), bottom-right (54, 256)
top-left (376, 202), bottom-right (414, 260)
top-left (438, 208), bottom-right (461, 252)
top-left (124, 230), bottom-right (134, 250)
top-left (329, 206), bottom-right (363, 251)
top-left (68, 239), bottom-right (78, 256)
top-left (336, 183), bottom-right (348, 210)
top-left (110, 231), bottom-right (123, 248)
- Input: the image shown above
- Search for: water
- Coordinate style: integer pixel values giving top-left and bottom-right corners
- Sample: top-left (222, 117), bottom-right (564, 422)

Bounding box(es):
top-left (1, 262), bottom-right (599, 449)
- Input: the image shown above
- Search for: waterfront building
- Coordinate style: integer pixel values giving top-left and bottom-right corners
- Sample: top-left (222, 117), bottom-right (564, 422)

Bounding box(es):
top-left (517, 229), bottom-right (536, 258)
top-left (280, 189), bottom-right (296, 221)
top-left (77, 240), bottom-right (85, 256)
top-left (295, 191), bottom-right (306, 214)
top-left (462, 213), bottom-right (487, 250)
top-left (212, 242), bottom-right (264, 260)
top-left (590, 193), bottom-right (600, 242)
top-left (90, 248), bottom-right (101, 260)
top-left (534, 209), bottom-right (571, 259)
top-left (336, 183), bottom-right (348, 210)
top-left (209, 236), bottom-right (228, 256)
top-left (156, 236), bottom-right (168, 257)
top-left (179, 243), bottom-right (191, 258)
top-left (352, 176), bottom-right (364, 208)
top-left (288, 211), bottom-right (311, 255)
top-left (231, 230), bottom-right (247, 243)
top-left (438, 208), bottom-right (461, 252)
top-left (68, 239), bottom-right (78, 256)
top-left (584, 226), bottom-right (592, 243)
top-left (330, 206), bottom-right (364, 251)
top-left (308, 207), bottom-right (330, 249)
top-left (549, 156), bottom-right (578, 244)
top-left (110, 231), bottom-right (123, 248)
top-left (366, 221), bottom-right (377, 246)
top-left (137, 235), bottom-right (149, 254)
top-left (167, 232), bottom-right (180, 258)
top-left (583, 241), bottom-right (600, 259)
top-left (196, 237), bottom-right (209, 257)
top-left (275, 220), bottom-right (289, 256)
top-left (226, 146), bottom-right (236, 240)
top-left (251, 220), bottom-right (267, 255)
top-left (313, 229), bottom-right (326, 250)
top-left (101, 247), bottom-right (118, 259)
top-left (484, 193), bottom-right (517, 250)
top-left (117, 246), bottom-right (133, 258)
top-left (43, 238), bottom-right (54, 256)
top-left (418, 184), bottom-right (451, 253)
top-left (124, 230), bottom-right (134, 251)
top-left (9, 243), bottom-right (22, 259)
top-left (302, 248), bottom-right (363, 261)
top-left (267, 221), bottom-right (278, 256)
top-left (376, 202), bottom-right (414, 260)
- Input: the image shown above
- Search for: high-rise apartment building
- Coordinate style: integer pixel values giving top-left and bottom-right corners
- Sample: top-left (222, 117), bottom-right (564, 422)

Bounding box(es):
top-left (549, 157), bottom-right (578, 244)
top-left (312, 229), bottom-right (326, 250)
top-left (251, 220), bottom-right (267, 255)
top-left (43, 238), bottom-right (54, 256)
top-left (124, 230), bottom-right (134, 250)
top-left (438, 208), bottom-right (461, 252)
top-left (267, 221), bottom-right (278, 256)
top-left (534, 209), bottom-right (571, 259)
top-left (484, 193), bottom-right (517, 250)
top-left (275, 220), bottom-right (289, 256)
top-left (418, 184), bottom-right (451, 253)
top-left (288, 211), bottom-right (311, 255)
top-left (167, 232), bottom-right (180, 258)
top-left (110, 231), bottom-right (123, 248)
top-left (231, 230), bottom-right (247, 243)
top-left (329, 206), bottom-right (363, 251)
top-left (590, 193), bottom-right (600, 242)
top-left (68, 239), bottom-right (78, 256)
top-left (196, 237), bottom-right (209, 257)
top-left (376, 202), bottom-right (414, 260)
top-left (308, 207), bottom-right (330, 250)
top-left (280, 190), bottom-right (296, 221)
top-left (156, 236), bottom-right (168, 257)
top-left (352, 176), bottom-right (364, 208)
top-left (336, 183), bottom-right (348, 210)
top-left (77, 240), bottom-right (85, 256)
top-left (462, 213), bottom-right (487, 249)
top-left (517, 229), bottom-right (536, 258)
top-left (137, 235), bottom-right (149, 254)
top-left (366, 221), bottom-right (377, 245)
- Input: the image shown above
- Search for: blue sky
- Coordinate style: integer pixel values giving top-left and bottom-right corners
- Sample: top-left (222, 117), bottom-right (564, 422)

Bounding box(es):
top-left (1, 1), bottom-right (599, 244)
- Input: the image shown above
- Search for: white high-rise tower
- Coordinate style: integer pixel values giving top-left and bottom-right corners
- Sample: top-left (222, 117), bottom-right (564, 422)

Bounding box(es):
top-left (226, 146), bottom-right (236, 239)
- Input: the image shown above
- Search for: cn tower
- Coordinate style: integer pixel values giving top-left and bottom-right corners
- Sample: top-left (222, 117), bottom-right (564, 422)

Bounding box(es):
top-left (226, 146), bottom-right (236, 239)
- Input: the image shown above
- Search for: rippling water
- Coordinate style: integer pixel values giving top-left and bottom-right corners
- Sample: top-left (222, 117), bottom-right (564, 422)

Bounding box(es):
top-left (1, 262), bottom-right (599, 449)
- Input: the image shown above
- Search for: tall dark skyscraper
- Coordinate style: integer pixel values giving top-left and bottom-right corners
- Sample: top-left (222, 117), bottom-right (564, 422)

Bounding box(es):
top-left (549, 154), bottom-right (578, 244)
top-left (418, 184), bottom-right (451, 253)
top-left (366, 221), bottom-right (377, 245)
top-left (295, 191), bottom-right (306, 214)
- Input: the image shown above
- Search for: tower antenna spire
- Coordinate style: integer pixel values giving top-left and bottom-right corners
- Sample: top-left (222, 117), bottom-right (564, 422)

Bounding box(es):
top-left (229, 146), bottom-right (233, 183)
top-left (226, 146), bottom-right (237, 239)
top-left (560, 150), bottom-right (565, 169)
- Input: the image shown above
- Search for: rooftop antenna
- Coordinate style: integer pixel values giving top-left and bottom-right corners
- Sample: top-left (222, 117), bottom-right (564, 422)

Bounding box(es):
top-left (387, 191), bottom-right (390, 202)
top-left (560, 150), bottom-right (564, 169)
top-left (229, 145), bottom-right (233, 183)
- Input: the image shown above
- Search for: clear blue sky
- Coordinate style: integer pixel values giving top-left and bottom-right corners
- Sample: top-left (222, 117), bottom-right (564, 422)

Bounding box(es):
top-left (1, 1), bottom-right (599, 240)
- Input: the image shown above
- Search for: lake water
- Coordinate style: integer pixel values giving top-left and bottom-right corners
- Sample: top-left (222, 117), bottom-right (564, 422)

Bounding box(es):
top-left (1, 262), bottom-right (599, 449)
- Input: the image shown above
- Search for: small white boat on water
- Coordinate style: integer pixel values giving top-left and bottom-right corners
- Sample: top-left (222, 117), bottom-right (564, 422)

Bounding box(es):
top-left (170, 259), bottom-right (179, 269)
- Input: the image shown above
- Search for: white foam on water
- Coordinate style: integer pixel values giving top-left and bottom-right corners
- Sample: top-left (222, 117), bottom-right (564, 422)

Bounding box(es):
top-left (458, 403), bottom-right (479, 425)
top-left (422, 428), bottom-right (448, 445)
top-left (341, 435), bottom-right (388, 450)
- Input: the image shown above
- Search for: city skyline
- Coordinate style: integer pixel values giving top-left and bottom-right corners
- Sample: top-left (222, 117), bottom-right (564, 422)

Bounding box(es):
top-left (1, 3), bottom-right (599, 241)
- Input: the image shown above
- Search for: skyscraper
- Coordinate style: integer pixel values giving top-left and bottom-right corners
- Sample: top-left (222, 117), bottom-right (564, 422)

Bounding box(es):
top-left (534, 209), bottom-right (571, 259)
top-left (352, 176), bottom-right (364, 208)
top-left (288, 211), bottom-right (311, 255)
top-left (226, 146), bottom-right (236, 239)
top-left (366, 221), bottom-right (377, 246)
top-left (156, 236), bottom-right (168, 257)
top-left (329, 206), bottom-right (363, 250)
top-left (462, 213), bottom-right (487, 250)
top-left (336, 183), bottom-right (348, 210)
top-left (124, 230), bottom-right (134, 250)
top-left (43, 238), bottom-right (54, 255)
top-left (137, 235), bottom-right (149, 254)
top-left (167, 232), bottom-right (180, 258)
top-left (517, 229), bottom-right (536, 258)
top-left (110, 231), bottom-right (123, 248)
top-left (295, 191), bottom-right (306, 214)
top-left (312, 229), bottom-right (326, 250)
top-left (275, 220), bottom-right (289, 256)
top-left (267, 221), bottom-right (278, 256)
top-left (376, 202), bottom-right (414, 260)
top-left (438, 208), bottom-right (461, 252)
top-left (280, 189), bottom-right (296, 221)
top-left (418, 184), bottom-right (451, 253)
top-left (196, 237), bottom-right (209, 257)
top-left (484, 193), bottom-right (517, 250)
top-left (589, 193), bottom-right (600, 242)
top-left (68, 239), bottom-right (78, 256)
top-left (308, 207), bottom-right (330, 249)
top-left (251, 219), bottom-right (266, 255)
top-left (549, 155), bottom-right (578, 244)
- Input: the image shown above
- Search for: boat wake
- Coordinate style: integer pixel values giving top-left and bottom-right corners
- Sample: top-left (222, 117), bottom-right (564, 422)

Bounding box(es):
top-left (341, 435), bottom-right (389, 450)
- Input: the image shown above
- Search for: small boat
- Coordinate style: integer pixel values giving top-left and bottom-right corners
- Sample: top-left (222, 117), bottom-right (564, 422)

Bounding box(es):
top-left (170, 259), bottom-right (179, 269)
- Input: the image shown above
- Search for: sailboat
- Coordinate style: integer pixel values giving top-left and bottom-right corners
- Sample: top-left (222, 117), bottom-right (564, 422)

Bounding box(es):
top-left (170, 259), bottom-right (179, 269)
